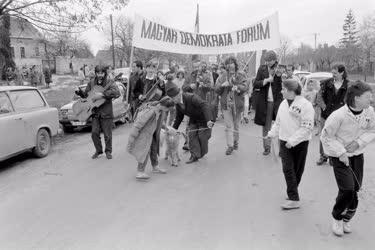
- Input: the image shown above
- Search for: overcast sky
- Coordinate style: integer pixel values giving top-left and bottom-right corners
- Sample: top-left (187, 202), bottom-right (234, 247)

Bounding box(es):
top-left (81, 0), bottom-right (375, 55)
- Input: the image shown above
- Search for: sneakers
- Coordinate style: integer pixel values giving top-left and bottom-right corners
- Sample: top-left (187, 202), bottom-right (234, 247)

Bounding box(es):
top-left (92, 152), bottom-right (103, 159)
top-left (233, 141), bottom-right (239, 150)
top-left (332, 218), bottom-right (344, 236)
top-left (152, 166), bottom-right (167, 174)
top-left (263, 149), bottom-right (270, 156)
top-left (343, 221), bottom-right (352, 234)
top-left (281, 200), bottom-right (300, 210)
top-left (135, 171), bottom-right (150, 180)
top-left (226, 146), bottom-right (234, 155)
top-left (106, 152), bottom-right (112, 160)
top-left (186, 155), bottom-right (199, 164)
top-left (316, 156), bottom-right (328, 165)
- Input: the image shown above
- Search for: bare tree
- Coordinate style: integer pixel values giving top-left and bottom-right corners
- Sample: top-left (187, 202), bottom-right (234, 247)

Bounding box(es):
top-left (359, 13), bottom-right (375, 80)
top-left (276, 35), bottom-right (293, 64)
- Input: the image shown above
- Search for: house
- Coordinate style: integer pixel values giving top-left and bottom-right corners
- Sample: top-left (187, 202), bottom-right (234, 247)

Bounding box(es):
top-left (95, 48), bottom-right (127, 68)
top-left (9, 17), bottom-right (44, 70)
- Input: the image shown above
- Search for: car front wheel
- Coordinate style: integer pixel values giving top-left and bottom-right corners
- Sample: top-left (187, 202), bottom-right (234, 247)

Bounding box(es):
top-left (33, 128), bottom-right (51, 158)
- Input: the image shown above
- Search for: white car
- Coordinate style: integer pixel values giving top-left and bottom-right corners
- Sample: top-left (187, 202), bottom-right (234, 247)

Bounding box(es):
top-left (59, 81), bottom-right (129, 132)
top-left (0, 86), bottom-right (59, 161)
top-left (293, 70), bottom-right (311, 80)
top-left (301, 72), bottom-right (333, 90)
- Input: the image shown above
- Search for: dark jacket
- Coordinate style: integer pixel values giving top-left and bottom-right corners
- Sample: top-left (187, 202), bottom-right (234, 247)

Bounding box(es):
top-left (130, 71), bottom-right (145, 102)
top-left (183, 70), bottom-right (214, 103)
top-left (215, 70), bottom-right (248, 111)
top-left (253, 64), bottom-right (283, 126)
top-left (78, 77), bottom-right (120, 119)
top-left (319, 78), bottom-right (349, 119)
top-left (173, 93), bottom-right (213, 129)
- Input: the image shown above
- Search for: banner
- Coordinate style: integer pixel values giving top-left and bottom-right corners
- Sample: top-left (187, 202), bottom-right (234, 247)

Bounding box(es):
top-left (132, 13), bottom-right (280, 55)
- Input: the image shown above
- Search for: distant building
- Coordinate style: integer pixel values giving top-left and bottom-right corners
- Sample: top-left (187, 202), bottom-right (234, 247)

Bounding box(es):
top-left (95, 48), bottom-right (127, 68)
top-left (9, 17), bottom-right (44, 70)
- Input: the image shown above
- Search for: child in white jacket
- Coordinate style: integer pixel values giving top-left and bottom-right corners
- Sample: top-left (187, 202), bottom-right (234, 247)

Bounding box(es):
top-left (321, 81), bottom-right (375, 237)
top-left (267, 79), bottom-right (315, 210)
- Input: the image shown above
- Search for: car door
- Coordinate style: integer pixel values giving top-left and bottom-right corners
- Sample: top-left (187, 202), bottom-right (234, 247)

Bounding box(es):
top-left (8, 89), bottom-right (48, 148)
top-left (0, 92), bottom-right (27, 159)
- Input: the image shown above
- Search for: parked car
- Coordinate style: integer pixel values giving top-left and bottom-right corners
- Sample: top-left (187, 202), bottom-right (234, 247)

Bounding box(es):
top-left (59, 81), bottom-right (129, 132)
top-left (301, 72), bottom-right (333, 91)
top-left (293, 70), bottom-right (311, 80)
top-left (0, 86), bottom-right (59, 161)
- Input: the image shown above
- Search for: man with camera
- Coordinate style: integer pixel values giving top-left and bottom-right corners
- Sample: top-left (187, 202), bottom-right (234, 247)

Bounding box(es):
top-left (253, 50), bottom-right (283, 155)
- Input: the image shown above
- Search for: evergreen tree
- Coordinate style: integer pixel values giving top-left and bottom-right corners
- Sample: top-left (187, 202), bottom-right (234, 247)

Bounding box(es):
top-left (340, 9), bottom-right (359, 47)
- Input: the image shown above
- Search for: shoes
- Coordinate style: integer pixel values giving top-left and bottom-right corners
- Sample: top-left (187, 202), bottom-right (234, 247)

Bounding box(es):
top-left (316, 157), bottom-right (328, 165)
top-left (233, 141), bottom-right (239, 150)
top-left (186, 155), bottom-right (199, 164)
top-left (106, 152), bottom-right (112, 159)
top-left (281, 200), bottom-right (300, 210)
top-left (343, 221), bottom-right (352, 234)
top-left (263, 149), bottom-right (270, 156)
top-left (226, 146), bottom-right (234, 155)
top-left (136, 171), bottom-right (150, 180)
top-left (152, 166), bottom-right (167, 174)
top-left (332, 218), bottom-right (344, 236)
top-left (92, 152), bottom-right (103, 159)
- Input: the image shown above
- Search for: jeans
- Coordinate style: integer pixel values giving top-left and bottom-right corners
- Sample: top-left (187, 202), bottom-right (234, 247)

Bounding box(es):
top-left (91, 116), bottom-right (113, 154)
top-left (188, 123), bottom-right (211, 158)
top-left (223, 107), bottom-right (241, 147)
top-left (331, 154), bottom-right (363, 221)
top-left (262, 101), bottom-right (274, 151)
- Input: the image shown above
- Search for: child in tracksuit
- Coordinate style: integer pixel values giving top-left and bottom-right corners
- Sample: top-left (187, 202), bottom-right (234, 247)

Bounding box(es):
top-left (321, 81), bottom-right (375, 236)
top-left (267, 79), bottom-right (315, 210)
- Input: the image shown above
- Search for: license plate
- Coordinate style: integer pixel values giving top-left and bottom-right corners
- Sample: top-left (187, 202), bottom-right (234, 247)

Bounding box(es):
top-left (72, 121), bottom-right (86, 126)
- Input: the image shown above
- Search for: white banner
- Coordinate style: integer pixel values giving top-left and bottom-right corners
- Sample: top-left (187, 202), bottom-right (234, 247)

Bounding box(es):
top-left (132, 13), bottom-right (280, 55)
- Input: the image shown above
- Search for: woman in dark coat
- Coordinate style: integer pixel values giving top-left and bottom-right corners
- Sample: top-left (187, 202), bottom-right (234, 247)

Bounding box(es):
top-left (253, 50), bottom-right (283, 155)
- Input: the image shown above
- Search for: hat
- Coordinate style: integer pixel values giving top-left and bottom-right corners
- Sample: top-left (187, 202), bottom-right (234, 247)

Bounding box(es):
top-left (165, 81), bottom-right (180, 98)
top-left (159, 96), bottom-right (175, 108)
top-left (283, 79), bottom-right (300, 92)
top-left (264, 50), bottom-right (277, 62)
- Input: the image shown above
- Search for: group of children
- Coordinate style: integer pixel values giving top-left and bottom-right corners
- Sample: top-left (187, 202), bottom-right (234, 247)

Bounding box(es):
top-left (267, 77), bottom-right (375, 237)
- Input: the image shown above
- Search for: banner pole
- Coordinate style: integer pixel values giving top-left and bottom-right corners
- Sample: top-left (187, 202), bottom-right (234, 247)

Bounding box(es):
top-left (126, 46), bottom-right (134, 105)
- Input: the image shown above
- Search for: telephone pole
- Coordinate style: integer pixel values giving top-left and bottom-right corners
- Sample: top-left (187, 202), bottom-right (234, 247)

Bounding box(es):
top-left (313, 33), bottom-right (319, 50)
top-left (110, 14), bottom-right (115, 68)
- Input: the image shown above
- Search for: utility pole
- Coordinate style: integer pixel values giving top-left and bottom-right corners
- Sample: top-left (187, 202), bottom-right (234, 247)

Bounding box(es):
top-left (110, 14), bottom-right (115, 68)
top-left (313, 33), bottom-right (319, 50)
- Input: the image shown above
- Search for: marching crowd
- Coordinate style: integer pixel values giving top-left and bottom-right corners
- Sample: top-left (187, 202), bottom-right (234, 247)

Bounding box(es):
top-left (79, 50), bottom-right (375, 238)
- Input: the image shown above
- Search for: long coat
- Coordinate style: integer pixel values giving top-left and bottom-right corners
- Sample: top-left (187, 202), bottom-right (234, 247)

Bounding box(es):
top-left (318, 78), bottom-right (349, 119)
top-left (253, 65), bottom-right (283, 126)
top-left (127, 102), bottom-right (164, 163)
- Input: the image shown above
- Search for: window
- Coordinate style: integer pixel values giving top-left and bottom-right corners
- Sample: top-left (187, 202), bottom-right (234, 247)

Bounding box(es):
top-left (10, 47), bottom-right (15, 58)
top-left (35, 46), bottom-right (40, 57)
top-left (20, 47), bottom-right (25, 58)
top-left (9, 90), bottom-right (46, 112)
top-left (0, 93), bottom-right (14, 114)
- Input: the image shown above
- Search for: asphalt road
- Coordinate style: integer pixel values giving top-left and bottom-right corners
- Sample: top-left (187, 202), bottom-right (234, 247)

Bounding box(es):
top-left (0, 121), bottom-right (375, 250)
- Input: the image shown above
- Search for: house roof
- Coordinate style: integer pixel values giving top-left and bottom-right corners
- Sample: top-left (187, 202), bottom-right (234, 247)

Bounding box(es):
top-left (96, 49), bottom-right (126, 62)
top-left (9, 17), bottom-right (42, 40)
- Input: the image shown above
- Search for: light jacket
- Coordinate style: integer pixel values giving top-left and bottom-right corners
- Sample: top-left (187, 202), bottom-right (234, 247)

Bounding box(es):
top-left (268, 96), bottom-right (315, 147)
top-left (320, 105), bottom-right (375, 157)
top-left (127, 102), bottom-right (164, 163)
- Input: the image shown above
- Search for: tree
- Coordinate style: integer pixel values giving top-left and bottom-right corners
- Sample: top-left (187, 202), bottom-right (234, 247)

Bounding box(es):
top-left (340, 9), bottom-right (360, 71)
top-left (276, 35), bottom-right (293, 64)
top-left (101, 14), bottom-right (190, 68)
top-left (0, 14), bottom-right (15, 80)
top-left (359, 13), bottom-right (375, 80)
top-left (0, 0), bottom-right (128, 77)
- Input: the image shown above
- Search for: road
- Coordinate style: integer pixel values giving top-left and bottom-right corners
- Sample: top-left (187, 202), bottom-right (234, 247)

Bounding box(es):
top-left (0, 121), bottom-right (375, 250)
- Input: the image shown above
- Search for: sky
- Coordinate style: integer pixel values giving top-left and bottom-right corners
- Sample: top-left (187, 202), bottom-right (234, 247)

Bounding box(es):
top-left (81, 0), bottom-right (375, 55)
